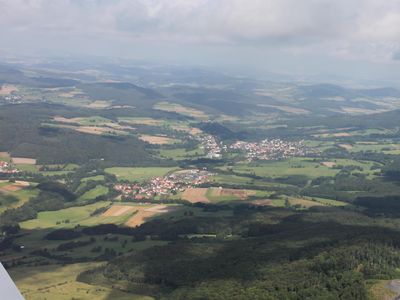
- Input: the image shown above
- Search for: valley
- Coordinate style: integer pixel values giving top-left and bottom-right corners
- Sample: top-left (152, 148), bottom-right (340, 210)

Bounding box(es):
top-left (1, 60), bottom-right (400, 299)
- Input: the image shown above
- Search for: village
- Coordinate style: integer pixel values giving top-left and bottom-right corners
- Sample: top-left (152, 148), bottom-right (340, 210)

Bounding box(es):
top-left (1, 94), bottom-right (24, 104)
top-left (229, 138), bottom-right (315, 161)
top-left (197, 135), bottom-right (224, 159)
top-left (196, 133), bottom-right (315, 161)
top-left (114, 169), bottom-right (214, 199)
top-left (0, 161), bottom-right (19, 174)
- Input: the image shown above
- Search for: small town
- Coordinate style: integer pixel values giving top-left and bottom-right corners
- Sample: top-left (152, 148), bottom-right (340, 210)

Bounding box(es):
top-left (0, 161), bottom-right (19, 174)
top-left (114, 169), bottom-right (214, 199)
top-left (197, 135), bottom-right (224, 159)
top-left (229, 138), bottom-right (315, 161)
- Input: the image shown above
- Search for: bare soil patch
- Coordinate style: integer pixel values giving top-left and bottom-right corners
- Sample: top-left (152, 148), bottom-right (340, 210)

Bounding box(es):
top-left (0, 180), bottom-right (30, 192)
top-left (321, 161), bottom-right (336, 168)
top-left (0, 152), bottom-right (10, 158)
top-left (211, 188), bottom-right (255, 199)
top-left (139, 135), bottom-right (175, 144)
top-left (182, 188), bottom-right (209, 203)
top-left (0, 85), bottom-right (18, 95)
top-left (12, 157), bottom-right (36, 164)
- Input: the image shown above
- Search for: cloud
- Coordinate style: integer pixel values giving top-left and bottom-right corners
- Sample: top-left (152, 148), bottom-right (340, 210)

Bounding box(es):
top-left (393, 51), bottom-right (400, 60)
top-left (0, 0), bottom-right (400, 63)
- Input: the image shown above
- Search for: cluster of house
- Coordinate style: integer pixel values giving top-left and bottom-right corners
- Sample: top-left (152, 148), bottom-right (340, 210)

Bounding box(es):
top-left (114, 169), bottom-right (213, 199)
top-left (0, 161), bottom-right (19, 174)
top-left (198, 135), bottom-right (225, 159)
top-left (229, 139), bottom-right (314, 161)
top-left (1, 95), bottom-right (23, 104)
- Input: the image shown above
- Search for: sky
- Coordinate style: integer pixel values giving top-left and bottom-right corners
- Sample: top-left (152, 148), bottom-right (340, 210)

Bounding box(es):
top-left (1, 0), bottom-right (400, 82)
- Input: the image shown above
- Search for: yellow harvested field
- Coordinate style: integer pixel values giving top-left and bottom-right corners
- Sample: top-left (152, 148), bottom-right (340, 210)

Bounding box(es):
top-left (321, 161), bottom-right (336, 168)
top-left (154, 102), bottom-right (208, 120)
top-left (52, 123), bottom-right (125, 136)
top-left (315, 131), bottom-right (352, 138)
top-left (58, 90), bottom-right (85, 98)
top-left (340, 107), bottom-right (378, 114)
top-left (0, 152), bottom-right (10, 158)
top-left (289, 198), bottom-right (324, 208)
top-left (171, 125), bottom-right (202, 135)
top-left (85, 100), bottom-right (111, 108)
top-left (339, 143), bottom-right (353, 150)
top-left (12, 157), bottom-right (36, 164)
top-left (75, 126), bottom-right (124, 135)
top-left (125, 205), bottom-right (178, 227)
top-left (101, 204), bottom-right (178, 227)
top-left (182, 188), bottom-right (209, 203)
top-left (332, 132), bottom-right (351, 137)
top-left (139, 135), bottom-right (176, 144)
top-left (102, 205), bottom-right (136, 217)
top-left (53, 116), bottom-right (79, 124)
top-left (0, 84), bottom-right (18, 95)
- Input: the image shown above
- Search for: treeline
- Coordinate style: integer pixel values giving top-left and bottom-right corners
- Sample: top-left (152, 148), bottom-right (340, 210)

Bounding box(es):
top-left (0, 104), bottom-right (161, 165)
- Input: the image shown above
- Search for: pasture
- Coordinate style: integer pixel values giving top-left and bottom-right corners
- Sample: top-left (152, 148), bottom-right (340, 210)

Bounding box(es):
top-left (0, 181), bottom-right (38, 213)
top-left (224, 157), bottom-right (378, 179)
top-left (19, 201), bottom-right (133, 229)
top-left (10, 263), bottom-right (152, 300)
top-left (158, 147), bottom-right (205, 160)
top-left (224, 158), bottom-right (338, 178)
top-left (79, 185), bottom-right (109, 201)
top-left (105, 166), bottom-right (178, 182)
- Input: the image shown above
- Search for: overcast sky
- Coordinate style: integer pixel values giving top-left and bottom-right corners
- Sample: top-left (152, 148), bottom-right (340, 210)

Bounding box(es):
top-left (1, 0), bottom-right (400, 82)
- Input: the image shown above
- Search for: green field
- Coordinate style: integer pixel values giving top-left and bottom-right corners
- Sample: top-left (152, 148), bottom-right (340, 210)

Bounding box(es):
top-left (105, 166), bottom-right (178, 182)
top-left (20, 201), bottom-right (133, 229)
top-left (81, 175), bottom-right (105, 182)
top-left (158, 147), bottom-right (205, 160)
top-left (222, 157), bottom-right (338, 178)
top-left (222, 157), bottom-right (378, 179)
top-left (0, 185), bottom-right (39, 213)
top-left (79, 185), bottom-right (109, 200)
top-left (10, 262), bottom-right (153, 300)
top-left (307, 196), bottom-right (349, 207)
